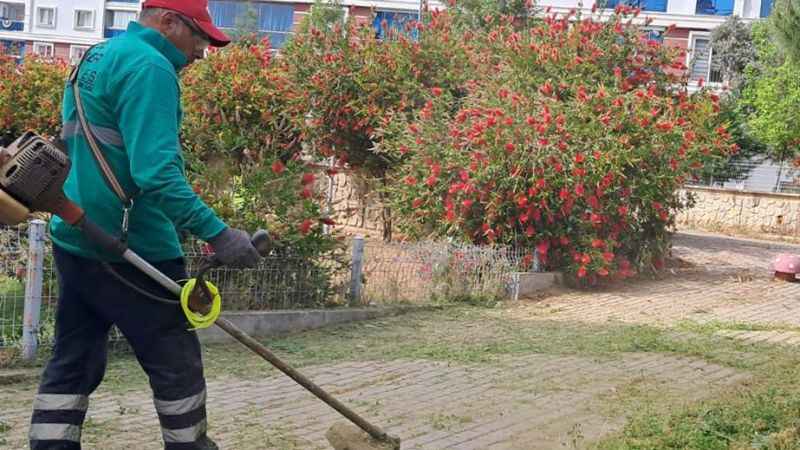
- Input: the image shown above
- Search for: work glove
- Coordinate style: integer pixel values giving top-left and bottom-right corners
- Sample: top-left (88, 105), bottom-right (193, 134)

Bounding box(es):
top-left (207, 227), bottom-right (261, 268)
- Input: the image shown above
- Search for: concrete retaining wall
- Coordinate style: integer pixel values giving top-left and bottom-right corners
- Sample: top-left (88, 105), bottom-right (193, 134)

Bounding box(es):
top-left (678, 187), bottom-right (800, 236)
top-left (196, 306), bottom-right (422, 344)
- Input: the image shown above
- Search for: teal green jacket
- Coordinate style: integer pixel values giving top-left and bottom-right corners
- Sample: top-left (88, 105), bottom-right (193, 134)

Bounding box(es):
top-left (50, 22), bottom-right (226, 262)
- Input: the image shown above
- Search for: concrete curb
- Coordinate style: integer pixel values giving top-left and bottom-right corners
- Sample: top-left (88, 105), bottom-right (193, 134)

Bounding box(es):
top-left (196, 305), bottom-right (434, 344)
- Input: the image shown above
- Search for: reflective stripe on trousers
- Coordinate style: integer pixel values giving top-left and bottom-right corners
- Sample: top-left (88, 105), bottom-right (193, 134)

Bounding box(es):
top-left (29, 394), bottom-right (89, 444)
top-left (154, 389), bottom-right (209, 444)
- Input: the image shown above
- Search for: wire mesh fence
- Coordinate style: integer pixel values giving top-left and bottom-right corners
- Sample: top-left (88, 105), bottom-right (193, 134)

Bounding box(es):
top-left (0, 221), bottom-right (535, 352)
top-left (359, 240), bottom-right (535, 304)
top-left (690, 159), bottom-right (800, 194)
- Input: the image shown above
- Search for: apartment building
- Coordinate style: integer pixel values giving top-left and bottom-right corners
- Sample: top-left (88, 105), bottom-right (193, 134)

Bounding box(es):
top-left (0, 0), bottom-right (774, 85)
top-left (0, 0), bottom-right (138, 63)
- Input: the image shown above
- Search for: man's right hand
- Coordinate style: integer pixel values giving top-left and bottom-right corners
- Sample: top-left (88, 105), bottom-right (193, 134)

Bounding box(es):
top-left (207, 227), bottom-right (261, 268)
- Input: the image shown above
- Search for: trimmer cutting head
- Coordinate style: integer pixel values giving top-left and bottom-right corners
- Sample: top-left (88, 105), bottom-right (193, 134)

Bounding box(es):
top-left (0, 131), bottom-right (72, 224)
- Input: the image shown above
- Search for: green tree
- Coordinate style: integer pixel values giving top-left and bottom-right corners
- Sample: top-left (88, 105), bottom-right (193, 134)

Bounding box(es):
top-left (227, 2), bottom-right (261, 45)
top-left (770, 0), bottom-right (800, 61)
top-left (710, 16), bottom-right (757, 90)
top-left (740, 19), bottom-right (800, 187)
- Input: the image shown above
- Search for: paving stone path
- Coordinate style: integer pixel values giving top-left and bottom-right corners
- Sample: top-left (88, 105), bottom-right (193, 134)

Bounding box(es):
top-left (1, 231), bottom-right (798, 449)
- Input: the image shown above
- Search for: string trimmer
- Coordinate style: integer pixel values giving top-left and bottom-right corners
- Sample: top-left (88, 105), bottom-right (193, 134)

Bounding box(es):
top-left (0, 131), bottom-right (400, 450)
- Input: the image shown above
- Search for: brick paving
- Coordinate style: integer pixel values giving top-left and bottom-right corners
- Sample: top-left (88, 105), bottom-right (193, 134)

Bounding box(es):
top-left (0, 354), bottom-right (747, 450)
top-left (512, 231), bottom-right (800, 331)
top-left (1, 230), bottom-right (798, 450)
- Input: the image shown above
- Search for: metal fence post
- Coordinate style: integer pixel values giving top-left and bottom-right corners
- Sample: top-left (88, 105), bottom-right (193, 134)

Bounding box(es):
top-left (349, 235), bottom-right (365, 306)
top-left (22, 219), bottom-right (46, 362)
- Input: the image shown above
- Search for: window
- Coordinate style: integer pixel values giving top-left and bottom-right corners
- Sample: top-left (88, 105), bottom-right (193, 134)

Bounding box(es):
top-left (643, 28), bottom-right (664, 43)
top-left (33, 42), bottom-right (54, 57)
top-left (688, 36), bottom-right (723, 83)
top-left (760, 0), bottom-right (773, 16)
top-left (105, 10), bottom-right (136, 30)
top-left (0, 2), bottom-right (24, 20)
top-left (208, 1), bottom-right (295, 48)
top-left (606, 0), bottom-right (668, 12)
top-left (37, 7), bottom-right (56, 28)
top-left (105, 10), bottom-right (136, 31)
top-left (696, 0), bottom-right (733, 15)
top-left (256, 3), bottom-right (294, 48)
top-left (74, 9), bottom-right (95, 30)
top-left (373, 10), bottom-right (419, 40)
top-left (69, 45), bottom-right (89, 64)
top-left (0, 40), bottom-right (25, 62)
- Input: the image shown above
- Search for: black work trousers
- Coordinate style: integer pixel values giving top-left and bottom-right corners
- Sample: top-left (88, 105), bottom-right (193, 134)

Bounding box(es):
top-left (29, 246), bottom-right (216, 450)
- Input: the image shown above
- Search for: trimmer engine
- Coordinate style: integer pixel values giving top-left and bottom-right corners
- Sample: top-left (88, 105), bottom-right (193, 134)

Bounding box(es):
top-left (0, 131), bottom-right (71, 225)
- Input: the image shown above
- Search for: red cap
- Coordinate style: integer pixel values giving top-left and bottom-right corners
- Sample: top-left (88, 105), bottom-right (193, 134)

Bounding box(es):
top-left (142, 0), bottom-right (231, 47)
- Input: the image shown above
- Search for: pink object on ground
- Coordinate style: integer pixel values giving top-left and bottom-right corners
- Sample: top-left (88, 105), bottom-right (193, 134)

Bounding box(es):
top-left (773, 254), bottom-right (800, 281)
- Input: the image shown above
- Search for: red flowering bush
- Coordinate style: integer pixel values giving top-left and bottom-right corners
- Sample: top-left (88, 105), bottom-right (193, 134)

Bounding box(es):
top-left (384, 7), bottom-right (735, 283)
top-left (281, 2), bottom-right (472, 176)
top-left (181, 41), bottom-right (342, 257)
top-left (0, 54), bottom-right (68, 144)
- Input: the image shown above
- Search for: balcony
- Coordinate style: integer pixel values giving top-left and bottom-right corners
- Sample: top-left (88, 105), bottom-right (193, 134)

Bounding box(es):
top-left (0, 1), bottom-right (25, 32)
top-left (0, 19), bottom-right (22, 31)
top-left (606, 0), bottom-right (668, 12)
top-left (696, 0), bottom-right (733, 15)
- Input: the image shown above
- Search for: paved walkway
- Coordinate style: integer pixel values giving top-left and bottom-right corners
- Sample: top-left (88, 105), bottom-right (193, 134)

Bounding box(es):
top-left (1, 231), bottom-right (799, 449)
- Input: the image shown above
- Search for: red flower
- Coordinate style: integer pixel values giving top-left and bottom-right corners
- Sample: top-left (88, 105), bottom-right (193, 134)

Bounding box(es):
top-left (591, 239), bottom-right (604, 249)
top-left (537, 241), bottom-right (549, 255)
top-left (575, 184), bottom-right (585, 196)
top-left (505, 143), bottom-right (515, 153)
top-left (426, 176), bottom-right (438, 187)
top-left (412, 198), bottom-right (423, 209)
top-left (523, 254), bottom-right (534, 268)
top-left (581, 254), bottom-right (591, 264)
top-left (301, 173), bottom-right (316, 185)
top-left (431, 86), bottom-right (443, 97)
top-left (300, 187), bottom-right (312, 199)
top-left (539, 81), bottom-right (553, 96)
top-left (618, 205), bottom-right (629, 215)
top-left (597, 267), bottom-right (609, 276)
top-left (462, 199), bottom-right (473, 209)
top-left (404, 175), bottom-right (418, 186)
top-left (517, 196), bottom-right (528, 207)
top-left (602, 251), bottom-right (614, 263)
top-left (299, 219), bottom-right (313, 235)
top-left (560, 236), bottom-right (570, 246)
top-left (574, 153), bottom-right (585, 164)
top-left (577, 266), bottom-right (587, 278)
top-left (271, 160), bottom-right (285, 175)
top-left (525, 225), bottom-right (535, 237)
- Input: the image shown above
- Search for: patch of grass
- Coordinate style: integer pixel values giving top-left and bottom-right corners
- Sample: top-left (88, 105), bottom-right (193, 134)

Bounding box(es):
top-left (428, 412), bottom-right (473, 431)
top-left (676, 320), bottom-right (800, 335)
top-left (196, 306), bottom-right (774, 381)
top-left (594, 347), bottom-right (800, 450)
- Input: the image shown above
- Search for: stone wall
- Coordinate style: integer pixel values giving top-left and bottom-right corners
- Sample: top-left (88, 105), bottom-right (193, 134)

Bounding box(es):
top-left (677, 187), bottom-right (800, 236)
top-left (327, 171), bottom-right (385, 232)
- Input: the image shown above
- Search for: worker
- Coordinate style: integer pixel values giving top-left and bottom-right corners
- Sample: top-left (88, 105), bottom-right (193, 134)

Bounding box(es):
top-left (28, 1), bottom-right (258, 449)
